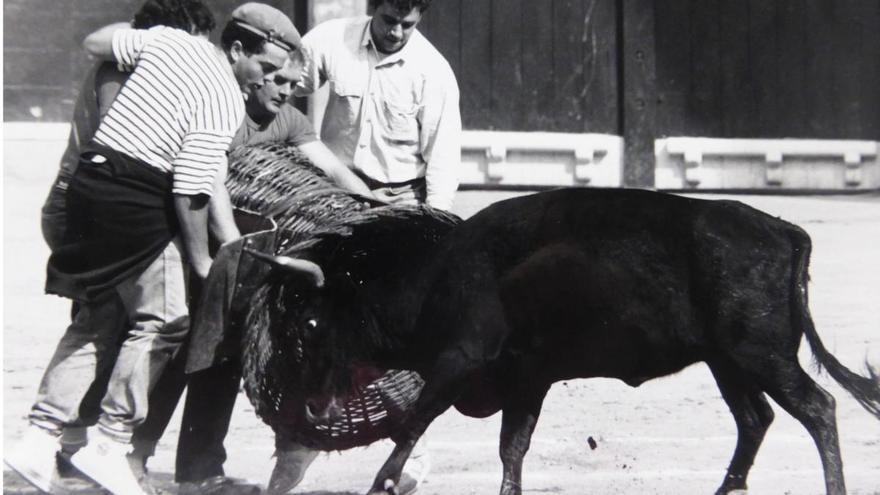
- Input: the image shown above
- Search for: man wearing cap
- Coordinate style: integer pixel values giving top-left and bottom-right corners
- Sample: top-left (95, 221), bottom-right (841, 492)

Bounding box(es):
top-left (128, 52), bottom-right (377, 495)
top-left (3, 4), bottom-right (300, 495)
top-left (295, 0), bottom-right (461, 212)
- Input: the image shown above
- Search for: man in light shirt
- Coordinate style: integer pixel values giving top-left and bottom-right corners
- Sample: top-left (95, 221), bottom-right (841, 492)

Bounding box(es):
top-left (295, 0), bottom-right (462, 212)
top-left (274, 3), bottom-right (456, 493)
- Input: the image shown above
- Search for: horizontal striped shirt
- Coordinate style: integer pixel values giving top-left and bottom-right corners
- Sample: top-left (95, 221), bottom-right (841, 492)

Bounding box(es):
top-left (93, 27), bottom-right (244, 196)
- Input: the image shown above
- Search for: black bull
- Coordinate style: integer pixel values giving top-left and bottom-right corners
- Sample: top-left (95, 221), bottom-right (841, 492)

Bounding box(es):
top-left (254, 187), bottom-right (880, 495)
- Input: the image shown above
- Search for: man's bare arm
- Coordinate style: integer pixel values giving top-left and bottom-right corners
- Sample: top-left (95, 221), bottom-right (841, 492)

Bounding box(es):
top-left (208, 162), bottom-right (241, 245)
top-left (298, 141), bottom-right (376, 198)
top-left (83, 22), bottom-right (130, 60)
top-left (174, 194), bottom-right (212, 280)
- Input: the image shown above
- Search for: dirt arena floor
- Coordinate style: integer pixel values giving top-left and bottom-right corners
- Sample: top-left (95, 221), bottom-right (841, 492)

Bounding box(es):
top-left (4, 155), bottom-right (880, 493)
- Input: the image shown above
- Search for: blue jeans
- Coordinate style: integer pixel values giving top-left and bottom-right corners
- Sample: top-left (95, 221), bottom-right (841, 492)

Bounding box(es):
top-left (30, 239), bottom-right (189, 443)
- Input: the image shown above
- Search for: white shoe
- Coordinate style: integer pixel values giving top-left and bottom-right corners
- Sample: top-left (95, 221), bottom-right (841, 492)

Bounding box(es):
top-left (69, 431), bottom-right (152, 495)
top-left (3, 425), bottom-right (66, 494)
top-left (266, 444), bottom-right (319, 494)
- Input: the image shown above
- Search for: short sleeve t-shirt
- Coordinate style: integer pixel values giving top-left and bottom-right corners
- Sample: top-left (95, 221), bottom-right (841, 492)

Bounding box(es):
top-left (231, 103), bottom-right (318, 148)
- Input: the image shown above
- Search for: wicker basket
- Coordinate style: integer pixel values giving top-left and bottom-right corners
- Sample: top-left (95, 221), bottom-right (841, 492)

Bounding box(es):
top-left (289, 369), bottom-right (426, 450)
top-left (229, 142), bottom-right (427, 451)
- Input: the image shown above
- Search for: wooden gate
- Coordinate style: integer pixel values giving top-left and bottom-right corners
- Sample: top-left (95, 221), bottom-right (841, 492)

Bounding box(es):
top-left (417, 0), bottom-right (880, 187)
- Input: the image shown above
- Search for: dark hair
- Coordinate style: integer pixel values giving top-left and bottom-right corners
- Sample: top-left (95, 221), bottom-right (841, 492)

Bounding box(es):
top-left (220, 21), bottom-right (268, 55)
top-left (132, 0), bottom-right (216, 34)
top-left (369, 0), bottom-right (432, 13)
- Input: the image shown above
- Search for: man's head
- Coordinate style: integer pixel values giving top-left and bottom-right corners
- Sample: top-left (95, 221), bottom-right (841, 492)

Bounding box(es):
top-left (132, 0), bottom-right (216, 35)
top-left (222, 3), bottom-right (301, 96)
top-left (368, 0), bottom-right (432, 54)
top-left (245, 51), bottom-right (305, 123)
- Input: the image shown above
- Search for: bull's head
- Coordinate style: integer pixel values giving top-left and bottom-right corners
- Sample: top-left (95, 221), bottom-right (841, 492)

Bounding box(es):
top-left (244, 248), bottom-right (369, 425)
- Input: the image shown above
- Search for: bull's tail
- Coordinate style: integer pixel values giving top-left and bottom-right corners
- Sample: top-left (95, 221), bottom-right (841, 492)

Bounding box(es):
top-left (789, 228), bottom-right (880, 419)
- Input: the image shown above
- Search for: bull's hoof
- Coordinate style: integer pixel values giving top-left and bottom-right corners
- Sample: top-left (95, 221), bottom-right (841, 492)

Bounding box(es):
top-left (366, 474), bottom-right (418, 495)
top-left (715, 473), bottom-right (748, 495)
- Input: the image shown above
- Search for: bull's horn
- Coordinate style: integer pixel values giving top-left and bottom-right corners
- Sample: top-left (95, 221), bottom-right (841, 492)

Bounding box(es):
top-left (244, 248), bottom-right (325, 287)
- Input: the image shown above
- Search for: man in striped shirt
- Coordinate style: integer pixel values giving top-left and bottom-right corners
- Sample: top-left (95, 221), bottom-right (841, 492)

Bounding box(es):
top-left (5, 4), bottom-right (301, 495)
top-left (116, 52), bottom-right (380, 495)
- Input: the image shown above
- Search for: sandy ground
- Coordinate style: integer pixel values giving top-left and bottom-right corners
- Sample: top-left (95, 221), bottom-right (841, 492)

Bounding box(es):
top-left (4, 156), bottom-right (880, 494)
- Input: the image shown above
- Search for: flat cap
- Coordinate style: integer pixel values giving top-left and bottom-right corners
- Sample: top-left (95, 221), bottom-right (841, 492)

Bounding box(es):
top-left (230, 2), bottom-right (301, 52)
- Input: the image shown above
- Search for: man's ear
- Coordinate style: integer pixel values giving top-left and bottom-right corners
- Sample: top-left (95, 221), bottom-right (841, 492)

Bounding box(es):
top-left (229, 40), bottom-right (245, 63)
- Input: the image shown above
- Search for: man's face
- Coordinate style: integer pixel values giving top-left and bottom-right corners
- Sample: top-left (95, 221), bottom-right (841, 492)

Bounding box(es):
top-left (246, 56), bottom-right (303, 121)
top-left (370, 3), bottom-right (422, 54)
top-left (230, 41), bottom-right (290, 97)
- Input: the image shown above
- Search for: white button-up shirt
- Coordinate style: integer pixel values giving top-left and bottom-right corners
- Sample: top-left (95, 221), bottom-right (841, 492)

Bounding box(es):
top-left (296, 16), bottom-right (462, 210)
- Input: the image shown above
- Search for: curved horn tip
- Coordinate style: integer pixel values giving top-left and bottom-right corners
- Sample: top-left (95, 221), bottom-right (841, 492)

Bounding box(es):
top-left (274, 256), bottom-right (325, 288)
top-left (244, 248), bottom-right (325, 287)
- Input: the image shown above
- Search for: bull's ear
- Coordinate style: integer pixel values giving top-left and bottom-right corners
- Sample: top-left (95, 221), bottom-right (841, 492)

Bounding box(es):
top-left (243, 248), bottom-right (325, 288)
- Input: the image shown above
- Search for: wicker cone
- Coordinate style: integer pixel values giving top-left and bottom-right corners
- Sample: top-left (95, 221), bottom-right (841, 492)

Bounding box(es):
top-left (228, 142), bottom-right (427, 451)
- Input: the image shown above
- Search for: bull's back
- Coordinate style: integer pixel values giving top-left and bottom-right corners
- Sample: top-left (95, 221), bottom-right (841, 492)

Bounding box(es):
top-left (432, 189), bottom-right (808, 386)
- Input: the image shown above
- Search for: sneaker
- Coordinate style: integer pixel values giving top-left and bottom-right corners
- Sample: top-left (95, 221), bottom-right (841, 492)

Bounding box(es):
top-left (69, 431), bottom-right (154, 495)
top-left (178, 476), bottom-right (260, 495)
top-left (266, 445), bottom-right (319, 494)
top-left (3, 425), bottom-right (65, 493)
top-left (56, 451), bottom-right (111, 494)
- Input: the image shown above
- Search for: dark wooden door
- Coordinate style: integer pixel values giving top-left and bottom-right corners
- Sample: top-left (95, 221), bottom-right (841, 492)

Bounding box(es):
top-left (417, 0), bottom-right (620, 134)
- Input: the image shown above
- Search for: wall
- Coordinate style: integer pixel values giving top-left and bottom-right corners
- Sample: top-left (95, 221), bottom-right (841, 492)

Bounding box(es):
top-left (2, 0), bottom-right (304, 122)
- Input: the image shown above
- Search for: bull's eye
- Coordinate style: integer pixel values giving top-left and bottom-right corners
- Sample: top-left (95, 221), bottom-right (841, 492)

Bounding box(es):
top-left (305, 318), bottom-right (319, 330)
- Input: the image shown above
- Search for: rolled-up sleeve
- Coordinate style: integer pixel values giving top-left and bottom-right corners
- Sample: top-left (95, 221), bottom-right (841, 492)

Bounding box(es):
top-left (294, 32), bottom-right (323, 97)
top-left (172, 94), bottom-right (241, 196)
top-left (173, 132), bottom-right (233, 195)
top-left (420, 69), bottom-right (462, 211)
top-left (111, 27), bottom-right (161, 70)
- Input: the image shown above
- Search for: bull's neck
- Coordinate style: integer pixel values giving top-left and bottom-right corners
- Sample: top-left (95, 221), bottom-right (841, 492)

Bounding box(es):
top-left (362, 243), bottom-right (443, 363)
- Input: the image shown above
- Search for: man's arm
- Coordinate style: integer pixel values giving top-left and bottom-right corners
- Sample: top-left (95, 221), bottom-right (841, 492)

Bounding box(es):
top-left (94, 62), bottom-right (128, 118)
top-left (208, 161), bottom-right (241, 245)
top-left (420, 71), bottom-right (462, 211)
top-left (83, 22), bottom-right (131, 60)
top-left (293, 34), bottom-right (326, 97)
top-left (175, 194), bottom-right (212, 279)
top-left (298, 141), bottom-right (376, 198)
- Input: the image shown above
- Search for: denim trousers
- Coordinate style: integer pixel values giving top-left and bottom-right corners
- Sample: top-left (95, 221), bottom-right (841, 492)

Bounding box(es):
top-left (127, 352), bottom-right (243, 483)
top-left (29, 239), bottom-right (189, 443)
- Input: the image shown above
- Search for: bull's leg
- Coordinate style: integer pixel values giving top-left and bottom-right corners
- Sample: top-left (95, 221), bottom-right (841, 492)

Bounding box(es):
top-left (757, 361), bottom-right (845, 495)
top-left (708, 360), bottom-right (775, 494)
top-left (367, 350), bottom-right (476, 495)
top-left (498, 384), bottom-right (550, 495)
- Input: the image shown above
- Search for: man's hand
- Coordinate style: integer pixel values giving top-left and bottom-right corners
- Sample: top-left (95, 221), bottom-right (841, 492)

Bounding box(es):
top-left (299, 141), bottom-right (376, 198)
top-left (174, 194), bottom-right (212, 280)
